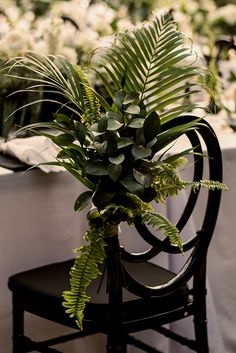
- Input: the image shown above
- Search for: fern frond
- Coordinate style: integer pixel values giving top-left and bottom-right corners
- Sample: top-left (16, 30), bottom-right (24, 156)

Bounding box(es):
top-left (142, 212), bottom-right (183, 252)
top-left (190, 179), bottom-right (229, 192)
top-left (151, 162), bottom-right (188, 202)
top-left (73, 65), bottom-right (101, 127)
top-left (62, 227), bottom-right (106, 330)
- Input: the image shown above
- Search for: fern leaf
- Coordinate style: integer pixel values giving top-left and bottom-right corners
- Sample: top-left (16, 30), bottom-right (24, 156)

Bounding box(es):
top-left (62, 229), bottom-right (106, 330)
top-left (191, 179), bottom-right (229, 192)
top-left (142, 212), bottom-right (183, 252)
top-left (151, 162), bottom-right (188, 202)
top-left (73, 65), bottom-right (101, 127)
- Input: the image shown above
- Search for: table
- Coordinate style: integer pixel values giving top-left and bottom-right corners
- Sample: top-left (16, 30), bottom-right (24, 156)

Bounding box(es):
top-left (1, 114), bottom-right (235, 352)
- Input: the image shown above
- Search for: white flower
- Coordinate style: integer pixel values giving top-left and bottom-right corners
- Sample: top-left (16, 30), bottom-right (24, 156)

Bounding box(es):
top-left (86, 3), bottom-right (115, 34)
top-left (59, 47), bottom-right (78, 63)
top-left (0, 29), bottom-right (35, 57)
top-left (51, 0), bottom-right (89, 30)
top-left (219, 56), bottom-right (236, 89)
top-left (117, 18), bottom-right (135, 32)
top-left (209, 4), bottom-right (236, 26)
top-left (76, 28), bottom-right (99, 53)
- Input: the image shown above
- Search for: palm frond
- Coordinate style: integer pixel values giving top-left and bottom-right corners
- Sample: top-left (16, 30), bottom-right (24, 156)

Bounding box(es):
top-left (96, 12), bottom-right (207, 118)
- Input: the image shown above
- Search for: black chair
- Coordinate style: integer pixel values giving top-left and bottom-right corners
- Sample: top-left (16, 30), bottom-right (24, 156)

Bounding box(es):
top-left (8, 116), bottom-right (223, 353)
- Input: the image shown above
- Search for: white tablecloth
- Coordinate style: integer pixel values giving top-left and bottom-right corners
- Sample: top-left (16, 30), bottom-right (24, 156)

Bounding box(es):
top-left (1, 114), bottom-right (236, 352)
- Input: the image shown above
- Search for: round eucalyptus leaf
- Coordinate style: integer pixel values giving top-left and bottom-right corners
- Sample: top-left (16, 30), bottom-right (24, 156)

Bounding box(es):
top-left (106, 111), bottom-right (123, 122)
top-left (108, 164), bottom-right (122, 181)
top-left (117, 137), bottom-right (133, 149)
top-left (94, 141), bottom-right (107, 154)
top-left (132, 144), bottom-right (152, 160)
top-left (109, 154), bottom-right (125, 165)
top-left (107, 119), bottom-right (123, 131)
top-left (124, 105), bottom-right (140, 115)
top-left (133, 169), bottom-right (152, 187)
top-left (120, 175), bottom-right (144, 195)
top-left (128, 118), bottom-right (144, 128)
top-left (86, 161), bottom-right (108, 175)
top-left (135, 129), bottom-right (145, 145)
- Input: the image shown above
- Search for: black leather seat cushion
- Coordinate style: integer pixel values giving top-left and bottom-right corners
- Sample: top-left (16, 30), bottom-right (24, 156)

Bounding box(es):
top-left (8, 259), bottom-right (189, 329)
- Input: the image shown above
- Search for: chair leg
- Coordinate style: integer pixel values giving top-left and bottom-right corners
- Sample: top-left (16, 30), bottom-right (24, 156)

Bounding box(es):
top-left (106, 331), bottom-right (127, 353)
top-left (106, 342), bottom-right (127, 352)
top-left (194, 316), bottom-right (209, 353)
top-left (12, 305), bottom-right (25, 353)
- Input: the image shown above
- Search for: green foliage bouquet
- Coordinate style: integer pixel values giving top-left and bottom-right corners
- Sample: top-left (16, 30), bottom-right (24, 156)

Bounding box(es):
top-left (4, 12), bottom-right (227, 329)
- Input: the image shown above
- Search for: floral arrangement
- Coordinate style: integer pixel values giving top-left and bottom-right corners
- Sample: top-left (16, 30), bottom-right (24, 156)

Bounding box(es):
top-left (5, 12), bottom-right (228, 329)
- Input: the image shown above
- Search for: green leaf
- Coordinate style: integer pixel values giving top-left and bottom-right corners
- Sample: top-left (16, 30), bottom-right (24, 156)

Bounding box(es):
top-left (109, 154), bottom-right (125, 165)
top-left (123, 92), bottom-right (140, 105)
top-left (53, 133), bottom-right (75, 146)
top-left (104, 131), bottom-right (118, 156)
top-left (120, 175), bottom-right (144, 195)
top-left (117, 137), bottom-right (133, 148)
top-left (133, 169), bottom-right (152, 187)
top-left (124, 105), bottom-right (140, 115)
top-left (98, 116), bottom-right (108, 132)
top-left (90, 123), bottom-right (105, 136)
top-left (114, 90), bottom-right (126, 109)
top-left (128, 118), bottom-right (144, 128)
top-left (107, 119), bottom-right (123, 130)
top-left (106, 110), bottom-right (123, 122)
top-left (143, 111), bottom-right (160, 143)
top-left (152, 120), bottom-right (201, 154)
top-left (94, 141), bottom-right (107, 155)
top-left (74, 121), bottom-right (87, 146)
top-left (85, 161), bottom-right (108, 176)
top-left (74, 191), bottom-right (93, 212)
top-left (92, 185), bottom-right (116, 209)
top-left (54, 113), bottom-right (75, 129)
top-left (108, 163), bottom-right (122, 181)
top-left (132, 144), bottom-right (151, 160)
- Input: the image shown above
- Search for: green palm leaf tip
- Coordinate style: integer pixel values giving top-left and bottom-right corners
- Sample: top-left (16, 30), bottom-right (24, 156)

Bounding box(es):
top-left (99, 12), bottom-right (204, 117)
top-left (62, 227), bottom-right (106, 330)
top-left (73, 65), bottom-right (101, 127)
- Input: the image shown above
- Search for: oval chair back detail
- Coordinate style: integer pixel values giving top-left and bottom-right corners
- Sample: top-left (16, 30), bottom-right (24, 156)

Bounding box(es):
top-left (8, 116), bottom-right (223, 353)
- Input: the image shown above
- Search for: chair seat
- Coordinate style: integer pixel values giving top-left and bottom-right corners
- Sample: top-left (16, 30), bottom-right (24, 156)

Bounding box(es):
top-left (8, 259), bottom-right (190, 332)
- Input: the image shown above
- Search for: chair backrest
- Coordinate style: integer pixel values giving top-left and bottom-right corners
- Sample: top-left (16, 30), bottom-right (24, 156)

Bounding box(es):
top-left (105, 115), bottom-right (222, 301)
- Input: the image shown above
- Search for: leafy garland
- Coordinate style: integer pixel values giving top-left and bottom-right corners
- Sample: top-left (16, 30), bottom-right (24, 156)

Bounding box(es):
top-left (4, 12), bottom-right (228, 329)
